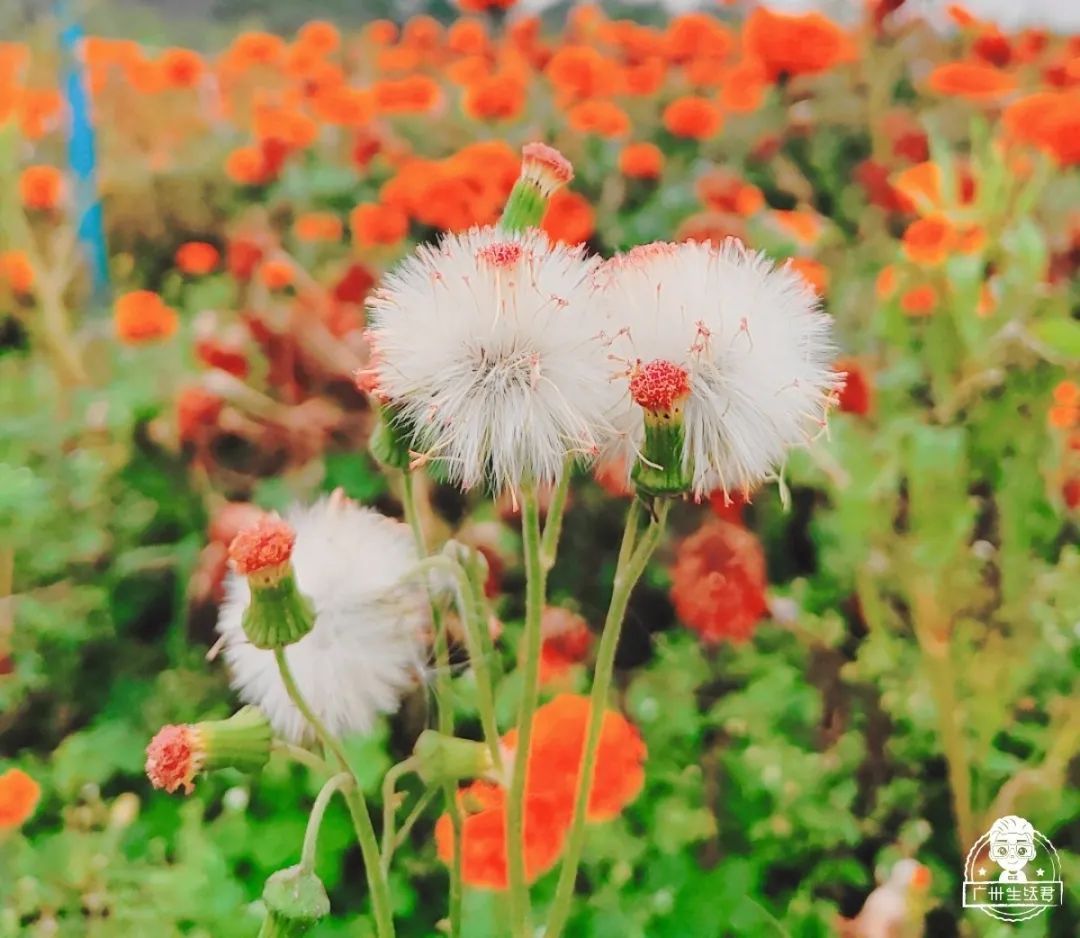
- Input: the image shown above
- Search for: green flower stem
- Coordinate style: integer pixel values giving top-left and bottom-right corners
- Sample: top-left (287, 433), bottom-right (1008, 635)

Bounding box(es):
top-left (507, 485), bottom-right (545, 938)
top-left (392, 788), bottom-right (437, 853)
top-left (273, 649), bottom-right (395, 938)
top-left (300, 772), bottom-right (353, 873)
top-left (381, 757), bottom-right (420, 866)
top-left (544, 498), bottom-right (669, 938)
top-left (401, 469), bottom-right (462, 938)
top-left (539, 462), bottom-right (573, 573)
top-left (271, 740), bottom-right (329, 775)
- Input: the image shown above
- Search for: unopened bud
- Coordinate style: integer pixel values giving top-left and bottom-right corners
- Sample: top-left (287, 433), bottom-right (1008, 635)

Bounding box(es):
top-left (628, 360), bottom-right (693, 496)
top-left (259, 865), bottom-right (330, 938)
top-left (413, 730), bottom-right (492, 786)
top-left (500, 142), bottom-right (574, 233)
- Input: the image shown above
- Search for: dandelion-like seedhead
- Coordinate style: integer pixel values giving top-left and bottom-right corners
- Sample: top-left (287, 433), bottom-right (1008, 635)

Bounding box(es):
top-left (597, 238), bottom-right (840, 498)
top-left (367, 226), bottom-right (617, 493)
top-left (216, 495), bottom-right (429, 743)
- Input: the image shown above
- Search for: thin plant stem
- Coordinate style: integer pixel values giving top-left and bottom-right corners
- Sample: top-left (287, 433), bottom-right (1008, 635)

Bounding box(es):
top-left (393, 788), bottom-right (437, 853)
top-left (271, 740), bottom-right (330, 775)
top-left (273, 649), bottom-right (395, 938)
top-left (539, 461), bottom-right (573, 573)
top-left (544, 498), bottom-right (669, 938)
top-left (506, 485), bottom-right (545, 938)
top-left (381, 757), bottom-right (420, 863)
top-left (300, 772), bottom-right (353, 872)
top-left (401, 469), bottom-right (463, 938)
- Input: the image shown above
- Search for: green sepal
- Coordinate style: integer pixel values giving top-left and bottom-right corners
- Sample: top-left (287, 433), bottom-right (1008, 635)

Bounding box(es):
top-left (631, 411), bottom-right (692, 497)
top-left (199, 706), bottom-right (272, 776)
top-left (414, 730), bottom-right (492, 785)
top-left (499, 180), bottom-right (547, 233)
top-left (242, 570), bottom-right (315, 650)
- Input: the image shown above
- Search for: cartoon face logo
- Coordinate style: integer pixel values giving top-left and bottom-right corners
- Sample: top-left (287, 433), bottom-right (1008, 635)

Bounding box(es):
top-left (963, 815), bottom-right (1064, 922)
top-left (987, 816), bottom-right (1035, 880)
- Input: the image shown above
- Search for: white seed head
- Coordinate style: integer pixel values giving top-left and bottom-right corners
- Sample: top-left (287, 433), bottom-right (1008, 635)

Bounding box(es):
top-left (216, 496), bottom-right (429, 743)
top-left (367, 226), bottom-right (616, 493)
top-left (597, 239), bottom-right (840, 497)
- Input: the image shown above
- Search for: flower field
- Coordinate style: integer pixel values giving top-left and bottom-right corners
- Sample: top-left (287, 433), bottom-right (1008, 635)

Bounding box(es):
top-left (1, 2), bottom-right (1079, 936)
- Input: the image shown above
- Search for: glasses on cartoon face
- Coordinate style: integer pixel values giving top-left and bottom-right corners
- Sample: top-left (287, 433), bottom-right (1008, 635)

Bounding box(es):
top-left (990, 841), bottom-right (1035, 860)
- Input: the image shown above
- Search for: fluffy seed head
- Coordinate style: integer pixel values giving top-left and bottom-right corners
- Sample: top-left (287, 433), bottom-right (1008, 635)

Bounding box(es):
top-left (521, 142), bottom-right (574, 194)
top-left (597, 238), bottom-right (839, 497)
top-left (228, 517), bottom-right (296, 575)
top-left (366, 226), bottom-right (616, 493)
top-left (215, 495), bottom-right (429, 743)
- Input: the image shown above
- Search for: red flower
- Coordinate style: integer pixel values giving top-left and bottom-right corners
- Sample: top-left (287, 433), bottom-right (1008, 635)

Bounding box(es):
top-left (538, 607), bottom-right (593, 687)
top-left (834, 357), bottom-right (874, 417)
top-left (670, 520), bottom-right (768, 642)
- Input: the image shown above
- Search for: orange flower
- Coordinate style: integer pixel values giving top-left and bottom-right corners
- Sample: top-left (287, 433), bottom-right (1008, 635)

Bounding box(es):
top-left (158, 47), bottom-right (204, 89)
top-left (462, 75), bottom-right (526, 122)
top-left (0, 250), bottom-right (33, 294)
top-left (224, 146), bottom-right (268, 186)
top-left (567, 99), bottom-right (631, 138)
top-left (622, 57), bottom-right (666, 97)
top-left (17, 87), bottom-right (62, 140)
top-left (447, 19), bottom-right (489, 56)
top-left (435, 781), bottom-right (567, 890)
top-left (773, 209), bottom-right (823, 246)
top-left (227, 31), bottom-right (286, 69)
top-left (788, 257), bottom-right (829, 295)
top-left (662, 96), bottom-right (722, 140)
top-left (258, 259), bottom-right (295, 290)
top-left (294, 212), bottom-right (343, 243)
top-left (537, 607), bottom-right (593, 687)
top-left (114, 291), bottom-right (179, 344)
top-left (900, 284), bottom-right (939, 316)
top-left (876, 265), bottom-right (899, 299)
top-left (720, 59), bottom-right (768, 113)
top-left (296, 20), bottom-right (341, 55)
top-left (619, 142), bottom-right (664, 180)
top-left (902, 215), bottom-right (956, 265)
top-left (697, 168), bottom-right (764, 216)
top-left (253, 105), bottom-right (318, 151)
top-left (0, 768), bottom-right (40, 829)
top-left (743, 8), bottom-right (855, 80)
top-left (19, 165), bottom-right (63, 211)
top-left (176, 386), bottom-right (223, 443)
top-left (955, 223), bottom-right (987, 255)
top-left (1002, 90), bottom-right (1080, 166)
top-left (311, 86), bottom-right (374, 127)
top-left (892, 161), bottom-right (943, 213)
top-left (834, 357), bottom-right (874, 417)
top-left (664, 13), bottom-right (734, 64)
top-left (926, 60), bottom-right (1016, 100)
top-left (670, 520), bottom-right (768, 643)
top-left (351, 203), bottom-right (409, 248)
top-left (373, 76), bottom-right (442, 115)
top-left (545, 45), bottom-right (617, 101)
top-left (458, 0), bottom-right (517, 11)
top-left (541, 190), bottom-right (594, 245)
top-left (175, 242), bottom-right (219, 276)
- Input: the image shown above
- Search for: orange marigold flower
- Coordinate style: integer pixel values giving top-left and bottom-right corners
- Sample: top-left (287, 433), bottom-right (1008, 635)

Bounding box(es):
top-left (670, 520), bottom-right (768, 643)
top-left (876, 265), bottom-right (899, 299)
top-left (462, 74), bottom-right (526, 122)
top-left (622, 57), bottom-right (667, 97)
top-left (448, 19), bottom-right (489, 57)
top-left (227, 31), bottom-right (286, 69)
top-left (662, 96), bottom-right (722, 140)
top-left (664, 13), bottom-right (734, 64)
top-left (720, 58), bottom-right (768, 113)
top-left (892, 161), bottom-right (943, 212)
top-left (373, 75), bottom-right (442, 115)
top-left (541, 189), bottom-right (595, 245)
top-left (1002, 90), bottom-right (1080, 166)
top-left (773, 209), bottom-right (823, 246)
top-left (902, 215), bottom-right (956, 265)
top-left (743, 8), bottom-right (855, 80)
top-left (567, 99), bottom-right (631, 138)
top-left (0, 768), bottom-right (41, 829)
top-left (538, 607), bottom-right (593, 687)
top-left (363, 20), bottom-right (398, 46)
top-left (619, 142), bottom-right (664, 180)
top-left (224, 146), bottom-right (268, 186)
top-left (435, 781), bottom-right (566, 890)
top-left (294, 212), bottom-right (343, 243)
top-left (297, 20), bottom-right (341, 55)
top-left (834, 357), bottom-right (874, 417)
top-left (926, 60), bottom-right (1016, 100)
top-left (457, 0), bottom-right (517, 11)
top-left (258, 259), bottom-right (295, 290)
top-left (351, 203), bottom-right (409, 248)
top-left (955, 223), bottom-right (987, 255)
top-left (17, 87), bottom-right (63, 140)
top-left (697, 168), bottom-right (764, 216)
top-left (175, 241), bottom-right (219, 276)
top-left (114, 291), bottom-right (179, 344)
top-left (900, 284), bottom-right (939, 317)
top-left (158, 47), bottom-right (204, 89)
top-left (19, 165), bottom-right (63, 211)
top-left (0, 250), bottom-right (34, 294)
top-left (545, 45), bottom-right (617, 101)
top-left (1053, 380), bottom-right (1080, 407)
top-left (788, 257), bottom-right (829, 295)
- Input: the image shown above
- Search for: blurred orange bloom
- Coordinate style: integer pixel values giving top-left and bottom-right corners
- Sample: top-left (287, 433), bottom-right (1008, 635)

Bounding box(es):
top-left (296, 20), bottom-right (341, 55)
top-left (664, 13), bottom-right (734, 64)
top-left (619, 142), bottom-right (664, 180)
top-left (697, 168), bottom-right (764, 216)
top-left (19, 165), bottom-right (63, 211)
top-left (158, 47), bottom-right (204, 90)
top-left (227, 31), bottom-right (286, 69)
top-left (567, 99), bottom-right (630, 138)
top-left (876, 265), bottom-right (898, 299)
top-left (892, 161), bottom-right (943, 212)
top-left (253, 104), bottom-right (318, 150)
top-left (447, 19), bottom-right (489, 57)
top-left (773, 209), bottom-right (823, 246)
top-left (902, 215), bottom-right (955, 265)
top-left (720, 59), bottom-right (768, 113)
top-left (0, 768), bottom-right (40, 829)
top-left (351, 203), bottom-right (409, 248)
top-left (373, 75), bottom-right (442, 114)
top-left (176, 385), bottom-right (224, 443)
top-left (926, 61), bottom-right (1016, 100)
top-left (462, 75), bottom-right (526, 122)
top-left (458, 0), bottom-right (518, 15)
top-left (114, 291), bottom-right (179, 344)
top-left (1002, 90), bottom-right (1080, 166)
top-left (621, 57), bottom-right (666, 97)
top-left (788, 257), bottom-right (829, 295)
top-left (17, 87), bottom-right (62, 139)
top-left (258, 259), bottom-right (295, 290)
top-left (0, 250), bottom-right (34, 294)
top-left (363, 20), bottom-right (398, 46)
top-left (546, 45), bottom-right (617, 101)
top-left (541, 190), bottom-right (595, 245)
top-left (537, 608), bottom-right (593, 687)
top-left (900, 284), bottom-right (939, 316)
top-left (224, 146), bottom-right (268, 186)
top-left (294, 212), bottom-right (343, 243)
top-left (743, 8), bottom-right (855, 80)
top-left (663, 96), bottom-right (722, 140)
top-left (175, 242), bottom-right (220, 276)
top-left (312, 86), bottom-right (374, 127)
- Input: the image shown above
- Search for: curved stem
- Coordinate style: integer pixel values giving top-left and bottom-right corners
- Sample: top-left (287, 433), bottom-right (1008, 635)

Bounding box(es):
top-left (539, 461), bottom-right (573, 573)
top-left (544, 499), bottom-right (668, 938)
top-left (381, 757), bottom-right (420, 864)
top-left (401, 470), bottom-right (462, 938)
top-left (271, 740), bottom-right (330, 775)
top-left (507, 485), bottom-right (545, 938)
top-left (273, 649), bottom-right (395, 938)
top-left (393, 788), bottom-right (437, 853)
top-left (300, 772), bottom-right (353, 872)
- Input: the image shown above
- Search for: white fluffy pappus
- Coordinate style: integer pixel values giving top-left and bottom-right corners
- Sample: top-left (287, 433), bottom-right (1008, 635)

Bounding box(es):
top-left (216, 495), bottom-right (429, 743)
top-left (597, 239), bottom-right (840, 498)
top-left (366, 226), bottom-right (617, 493)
